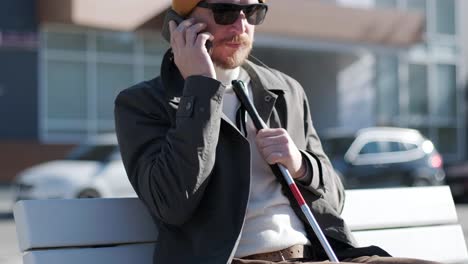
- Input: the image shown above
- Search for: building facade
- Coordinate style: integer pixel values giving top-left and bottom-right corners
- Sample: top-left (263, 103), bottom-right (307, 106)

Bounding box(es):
top-left (0, 0), bottom-right (466, 182)
top-left (371, 0), bottom-right (466, 162)
top-left (254, 0), bottom-right (467, 162)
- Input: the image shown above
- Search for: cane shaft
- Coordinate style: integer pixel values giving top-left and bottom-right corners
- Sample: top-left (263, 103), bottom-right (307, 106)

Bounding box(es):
top-left (232, 80), bottom-right (339, 262)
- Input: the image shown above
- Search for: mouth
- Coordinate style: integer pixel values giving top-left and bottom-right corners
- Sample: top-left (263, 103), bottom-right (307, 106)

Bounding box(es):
top-left (223, 42), bottom-right (243, 48)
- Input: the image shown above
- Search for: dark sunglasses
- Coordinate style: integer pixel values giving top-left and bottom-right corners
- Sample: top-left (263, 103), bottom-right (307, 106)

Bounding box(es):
top-left (196, 2), bottom-right (268, 25)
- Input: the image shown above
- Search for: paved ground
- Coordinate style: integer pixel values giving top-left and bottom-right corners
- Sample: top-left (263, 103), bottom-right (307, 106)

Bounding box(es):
top-left (0, 185), bottom-right (467, 264)
top-left (0, 185), bottom-right (21, 264)
top-left (0, 221), bottom-right (20, 264)
top-left (459, 204), bottom-right (468, 251)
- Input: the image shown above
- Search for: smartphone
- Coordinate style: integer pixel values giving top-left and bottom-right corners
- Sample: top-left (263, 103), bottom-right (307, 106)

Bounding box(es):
top-left (161, 9), bottom-right (212, 52)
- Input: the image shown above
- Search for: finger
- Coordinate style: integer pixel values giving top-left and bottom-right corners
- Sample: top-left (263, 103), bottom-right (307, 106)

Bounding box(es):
top-left (173, 18), bottom-right (195, 46)
top-left (176, 18), bottom-right (195, 31)
top-left (169, 20), bottom-right (177, 34)
top-left (258, 128), bottom-right (286, 137)
top-left (264, 151), bottom-right (284, 165)
top-left (195, 32), bottom-right (214, 50)
top-left (256, 133), bottom-right (289, 148)
top-left (168, 21), bottom-right (177, 46)
top-left (258, 143), bottom-right (282, 163)
top-left (185, 23), bottom-right (207, 46)
top-left (261, 144), bottom-right (288, 158)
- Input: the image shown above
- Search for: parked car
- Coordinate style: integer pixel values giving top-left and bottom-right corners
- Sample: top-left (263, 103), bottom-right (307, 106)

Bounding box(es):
top-left (444, 162), bottom-right (468, 202)
top-left (12, 134), bottom-right (136, 201)
top-left (321, 127), bottom-right (446, 189)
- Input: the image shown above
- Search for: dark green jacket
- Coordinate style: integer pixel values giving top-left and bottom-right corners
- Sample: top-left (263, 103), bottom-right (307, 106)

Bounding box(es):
top-left (114, 50), bottom-right (357, 264)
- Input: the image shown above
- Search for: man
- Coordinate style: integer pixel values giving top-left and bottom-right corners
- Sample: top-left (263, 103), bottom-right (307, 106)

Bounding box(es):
top-left (114, 0), bottom-right (440, 263)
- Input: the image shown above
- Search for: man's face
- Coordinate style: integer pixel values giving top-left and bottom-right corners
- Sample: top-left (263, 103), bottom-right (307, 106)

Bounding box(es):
top-left (190, 0), bottom-right (257, 69)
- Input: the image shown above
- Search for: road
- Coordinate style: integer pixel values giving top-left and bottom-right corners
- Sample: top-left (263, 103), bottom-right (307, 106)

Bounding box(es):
top-left (0, 186), bottom-right (467, 263)
top-left (459, 204), bottom-right (468, 251)
top-left (0, 185), bottom-right (21, 264)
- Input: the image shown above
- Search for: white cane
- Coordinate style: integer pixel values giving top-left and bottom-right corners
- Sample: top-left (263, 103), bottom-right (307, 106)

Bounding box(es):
top-left (232, 80), bottom-right (339, 262)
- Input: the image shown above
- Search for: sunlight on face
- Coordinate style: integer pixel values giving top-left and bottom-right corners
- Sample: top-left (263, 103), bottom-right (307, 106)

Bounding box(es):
top-left (190, 0), bottom-right (257, 69)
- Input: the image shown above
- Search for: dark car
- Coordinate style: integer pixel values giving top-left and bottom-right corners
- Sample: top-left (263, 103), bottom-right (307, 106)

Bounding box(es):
top-left (444, 162), bottom-right (468, 202)
top-left (321, 127), bottom-right (446, 189)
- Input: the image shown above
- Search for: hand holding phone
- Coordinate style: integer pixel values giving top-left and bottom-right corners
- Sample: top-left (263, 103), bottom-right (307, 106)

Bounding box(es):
top-left (165, 11), bottom-right (216, 80)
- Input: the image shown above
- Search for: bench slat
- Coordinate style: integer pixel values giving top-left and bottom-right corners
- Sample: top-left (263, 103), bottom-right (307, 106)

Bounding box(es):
top-left (14, 198), bottom-right (158, 251)
top-left (341, 186), bottom-right (458, 230)
top-left (23, 243), bottom-right (155, 264)
top-left (14, 186), bottom-right (467, 264)
top-left (353, 225), bottom-right (468, 263)
top-left (22, 226), bottom-right (468, 264)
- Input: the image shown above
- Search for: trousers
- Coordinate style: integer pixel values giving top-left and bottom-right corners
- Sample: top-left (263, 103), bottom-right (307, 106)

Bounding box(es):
top-left (232, 255), bottom-right (442, 264)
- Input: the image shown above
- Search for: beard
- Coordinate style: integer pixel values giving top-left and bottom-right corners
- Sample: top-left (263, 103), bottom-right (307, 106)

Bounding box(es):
top-left (211, 34), bottom-right (253, 69)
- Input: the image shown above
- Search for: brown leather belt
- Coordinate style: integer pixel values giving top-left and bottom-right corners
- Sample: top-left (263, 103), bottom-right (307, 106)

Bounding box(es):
top-left (242, 244), bottom-right (313, 262)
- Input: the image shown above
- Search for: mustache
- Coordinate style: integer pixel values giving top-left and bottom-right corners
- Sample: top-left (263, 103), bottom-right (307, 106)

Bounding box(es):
top-left (216, 34), bottom-right (251, 45)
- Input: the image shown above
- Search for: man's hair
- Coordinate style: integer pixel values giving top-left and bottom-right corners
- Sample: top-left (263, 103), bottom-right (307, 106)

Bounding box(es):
top-left (172, 0), bottom-right (266, 17)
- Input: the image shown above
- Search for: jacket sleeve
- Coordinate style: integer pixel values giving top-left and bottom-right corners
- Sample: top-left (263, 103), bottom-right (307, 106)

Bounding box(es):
top-left (291, 81), bottom-right (345, 213)
top-left (114, 76), bottom-right (225, 226)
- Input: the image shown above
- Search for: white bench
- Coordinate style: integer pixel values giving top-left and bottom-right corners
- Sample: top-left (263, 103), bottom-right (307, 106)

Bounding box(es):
top-left (14, 186), bottom-right (468, 264)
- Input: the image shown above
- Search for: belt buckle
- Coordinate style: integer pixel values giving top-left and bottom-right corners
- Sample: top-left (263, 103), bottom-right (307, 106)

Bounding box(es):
top-left (279, 250), bottom-right (286, 261)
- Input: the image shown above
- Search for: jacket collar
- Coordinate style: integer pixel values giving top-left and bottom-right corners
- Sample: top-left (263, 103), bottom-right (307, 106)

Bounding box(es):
top-left (242, 60), bottom-right (287, 93)
top-left (242, 61), bottom-right (287, 124)
top-left (161, 49), bottom-right (185, 100)
top-left (161, 49), bottom-right (287, 126)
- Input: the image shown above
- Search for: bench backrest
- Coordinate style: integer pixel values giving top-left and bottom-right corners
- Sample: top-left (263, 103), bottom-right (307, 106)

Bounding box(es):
top-left (342, 187), bottom-right (467, 263)
top-left (14, 186), bottom-right (468, 264)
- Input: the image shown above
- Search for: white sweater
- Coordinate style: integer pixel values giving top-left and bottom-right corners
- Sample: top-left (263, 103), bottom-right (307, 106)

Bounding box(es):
top-left (215, 66), bottom-right (310, 258)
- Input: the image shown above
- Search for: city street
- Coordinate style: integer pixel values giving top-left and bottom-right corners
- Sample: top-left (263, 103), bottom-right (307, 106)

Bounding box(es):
top-left (0, 187), bottom-right (467, 264)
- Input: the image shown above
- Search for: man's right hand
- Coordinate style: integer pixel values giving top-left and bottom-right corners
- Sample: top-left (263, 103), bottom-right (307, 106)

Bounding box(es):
top-left (169, 19), bottom-right (216, 80)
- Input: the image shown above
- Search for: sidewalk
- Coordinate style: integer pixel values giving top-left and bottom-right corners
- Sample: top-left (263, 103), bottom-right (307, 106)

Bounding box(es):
top-left (0, 184), bottom-right (21, 264)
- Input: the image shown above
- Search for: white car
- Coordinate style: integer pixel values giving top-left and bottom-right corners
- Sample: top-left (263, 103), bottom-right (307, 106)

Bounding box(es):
top-left (322, 127), bottom-right (446, 189)
top-left (13, 134), bottom-right (136, 201)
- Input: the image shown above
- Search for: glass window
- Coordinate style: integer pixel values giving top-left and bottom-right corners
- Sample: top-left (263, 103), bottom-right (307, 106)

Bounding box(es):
top-left (322, 137), bottom-right (355, 158)
top-left (66, 144), bottom-right (117, 162)
top-left (406, 0), bottom-right (427, 33)
top-left (387, 141), bottom-right (404, 152)
top-left (97, 63), bottom-right (134, 121)
top-left (97, 125), bottom-right (117, 134)
top-left (142, 34), bottom-right (169, 56)
top-left (406, 0), bottom-right (426, 12)
top-left (436, 0), bottom-right (455, 35)
top-left (376, 56), bottom-right (399, 118)
top-left (431, 42), bottom-right (458, 61)
top-left (97, 31), bottom-right (135, 54)
top-left (403, 142), bottom-right (418, 150)
top-left (43, 27), bottom-right (169, 141)
top-left (46, 31), bottom-right (87, 51)
top-left (46, 130), bottom-right (88, 141)
top-left (375, 0), bottom-right (397, 8)
top-left (437, 127), bottom-right (457, 154)
top-left (434, 64), bottom-right (456, 118)
top-left (47, 60), bottom-right (87, 119)
top-left (359, 142), bottom-right (380, 154)
top-left (144, 65), bottom-right (161, 80)
top-left (408, 64), bottom-right (428, 116)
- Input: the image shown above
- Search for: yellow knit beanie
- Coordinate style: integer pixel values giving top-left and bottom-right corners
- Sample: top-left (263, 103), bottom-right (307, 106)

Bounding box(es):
top-left (172, 0), bottom-right (266, 17)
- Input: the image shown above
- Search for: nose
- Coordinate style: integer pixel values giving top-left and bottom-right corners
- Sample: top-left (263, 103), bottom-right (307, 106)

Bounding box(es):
top-left (230, 11), bottom-right (248, 34)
